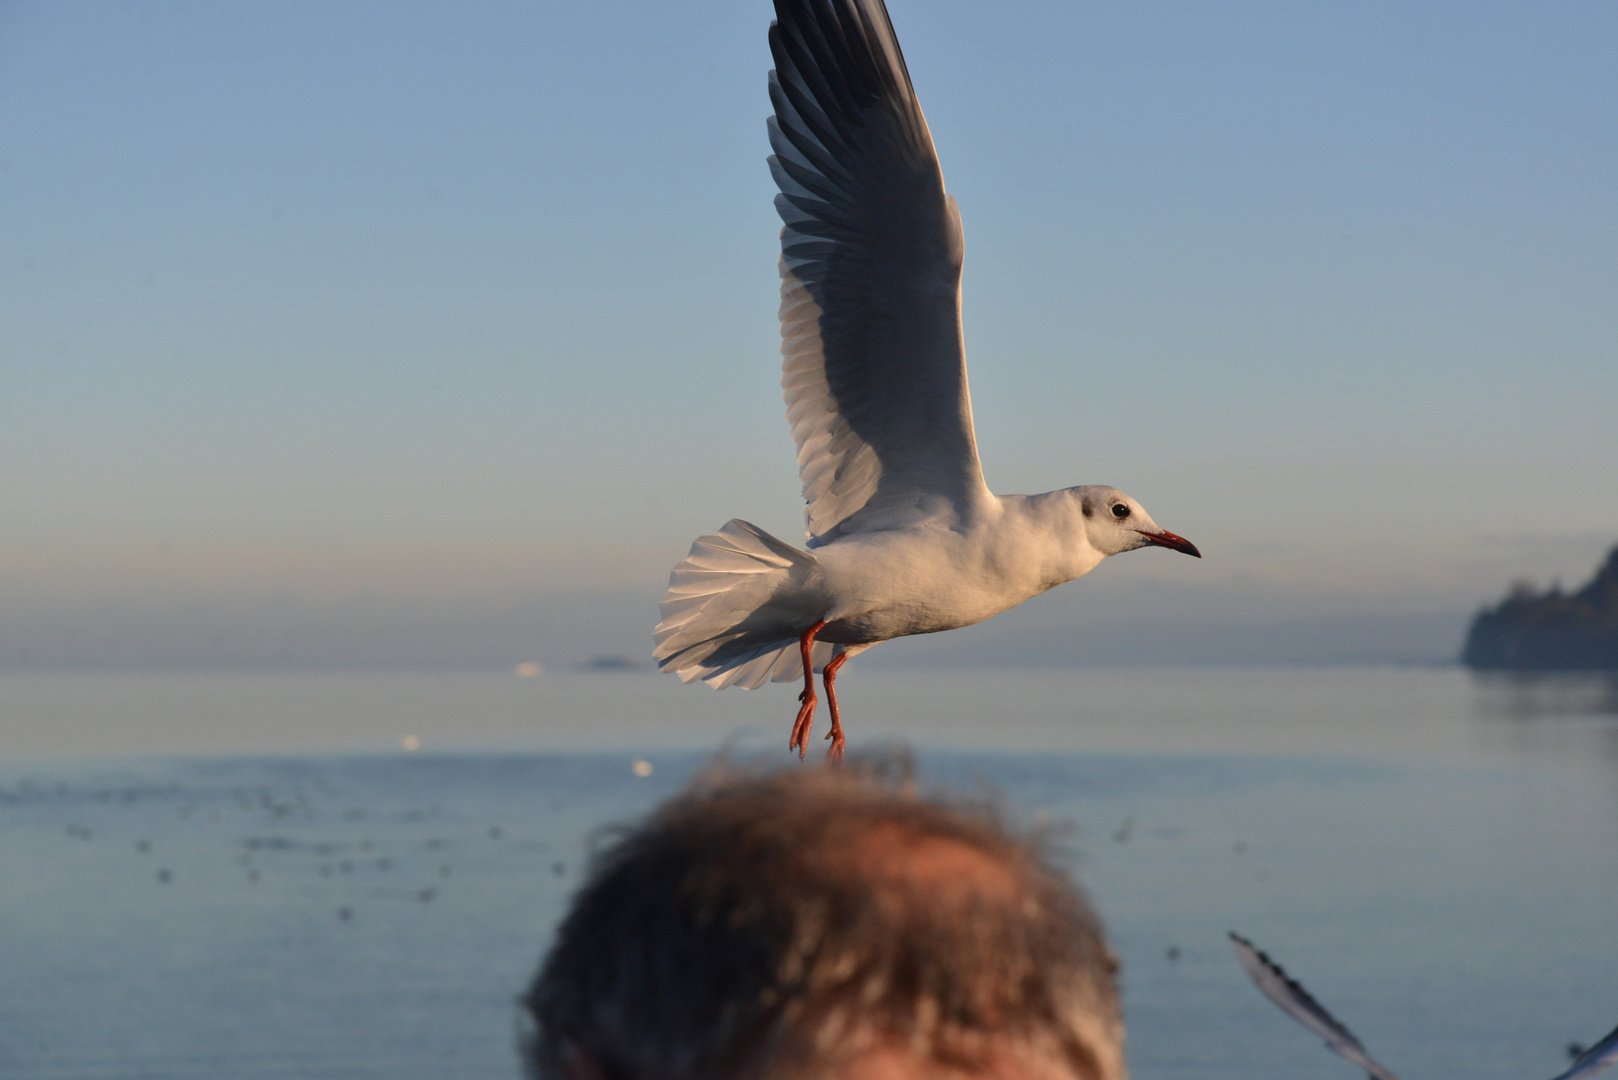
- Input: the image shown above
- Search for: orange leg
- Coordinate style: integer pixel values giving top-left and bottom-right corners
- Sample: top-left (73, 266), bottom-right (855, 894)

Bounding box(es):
top-left (789, 620), bottom-right (826, 759)
top-left (821, 651), bottom-right (851, 764)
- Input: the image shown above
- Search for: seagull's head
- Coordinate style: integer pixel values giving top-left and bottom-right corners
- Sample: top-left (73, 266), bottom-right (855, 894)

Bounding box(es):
top-left (1079, 486), bottom-right (1201, 560)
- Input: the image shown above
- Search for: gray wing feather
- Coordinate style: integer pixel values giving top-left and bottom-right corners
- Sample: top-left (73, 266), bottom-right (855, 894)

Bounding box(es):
top-left (1550, 1021), bottom-right (1618, 1080)
top-left (1230, 933), bottom-right (1403, 1080)
top-left (769, 0), bottom-right (990, 545)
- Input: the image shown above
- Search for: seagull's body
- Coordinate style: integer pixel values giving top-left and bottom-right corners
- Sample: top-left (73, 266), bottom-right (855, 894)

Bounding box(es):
top-left (755, 493), bottom-right (1109, 647)
top-left (654, 0), bottom-right (1199, 759)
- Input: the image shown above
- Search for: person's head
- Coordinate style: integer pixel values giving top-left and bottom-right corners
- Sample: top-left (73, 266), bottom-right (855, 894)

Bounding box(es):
top-left (521, 755), bottom-right (1123, 1080)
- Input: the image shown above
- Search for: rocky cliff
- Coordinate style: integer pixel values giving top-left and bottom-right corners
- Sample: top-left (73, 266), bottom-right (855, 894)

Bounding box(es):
top-left (1462, 545), bottom-right (1618, 670)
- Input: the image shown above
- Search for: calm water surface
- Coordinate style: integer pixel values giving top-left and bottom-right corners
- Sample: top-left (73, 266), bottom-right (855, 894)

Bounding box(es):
top-left (2, 666), bottom-right (1616, 1080)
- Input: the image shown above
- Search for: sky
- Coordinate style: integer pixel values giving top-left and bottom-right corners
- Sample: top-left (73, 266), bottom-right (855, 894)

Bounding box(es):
top-left (1, 0), bottom-right (1615, 669)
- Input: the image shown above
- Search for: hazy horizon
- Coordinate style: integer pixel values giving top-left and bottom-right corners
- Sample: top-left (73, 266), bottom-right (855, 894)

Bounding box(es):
top-left (3, 1), bottom-right (1614, 672)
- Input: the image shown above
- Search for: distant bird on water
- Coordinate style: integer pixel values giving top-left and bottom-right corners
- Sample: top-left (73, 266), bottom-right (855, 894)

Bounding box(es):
top-left (653, 0), bottom-right (1200, 760)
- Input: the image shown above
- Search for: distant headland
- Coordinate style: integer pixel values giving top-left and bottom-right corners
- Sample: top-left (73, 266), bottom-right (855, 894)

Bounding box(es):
top-left (1462, 544), bottom-right (1618, 670)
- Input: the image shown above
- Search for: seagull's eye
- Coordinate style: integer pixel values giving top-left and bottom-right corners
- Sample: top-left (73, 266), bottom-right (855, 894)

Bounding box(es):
top-left (1111, 503), bottom-right (1130, 520)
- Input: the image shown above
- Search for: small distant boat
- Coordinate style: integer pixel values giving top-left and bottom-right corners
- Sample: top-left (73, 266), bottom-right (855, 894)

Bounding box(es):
top-left (577, 655), bottom-right (645, 673)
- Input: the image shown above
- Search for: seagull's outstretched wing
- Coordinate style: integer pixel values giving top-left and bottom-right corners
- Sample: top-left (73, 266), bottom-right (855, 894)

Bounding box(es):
top-left (768, 0), bottom-right (992, 546)
top-left (1230, 933), bottom-right (1403, 1080)
top-left (1550, 1020), bottom-right (1618, 1080)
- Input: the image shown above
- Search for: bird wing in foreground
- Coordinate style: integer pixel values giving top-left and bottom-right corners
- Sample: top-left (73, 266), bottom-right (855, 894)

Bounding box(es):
top-left (1549, 1020), bottom-right (1618, 1080)
top-left (769, 0), bottom-right (992, 546)
top-left (1229, 932), bottom-right (1403, 1080)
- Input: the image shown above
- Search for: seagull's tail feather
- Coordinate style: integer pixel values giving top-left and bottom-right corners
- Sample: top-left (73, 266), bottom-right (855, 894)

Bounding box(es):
top-left (653, 519), bottom-right (841, 690)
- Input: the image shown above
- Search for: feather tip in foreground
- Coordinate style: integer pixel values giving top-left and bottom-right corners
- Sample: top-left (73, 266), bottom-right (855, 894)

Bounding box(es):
top-left (1229, 932), bottom-right (1402, 1080)
top-left (1549, 1020), bottom-right (1618, 1080)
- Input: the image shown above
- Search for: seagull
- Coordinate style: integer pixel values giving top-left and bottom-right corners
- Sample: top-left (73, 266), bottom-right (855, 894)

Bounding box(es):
top-left (653, 0), bottom-right (1200, 761)
top-left (1230, 932), bottom-right (1618, 1080)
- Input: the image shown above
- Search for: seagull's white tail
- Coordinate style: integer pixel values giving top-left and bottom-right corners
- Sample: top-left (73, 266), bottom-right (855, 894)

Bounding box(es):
top-left (653, 519), bottom-right (841, 690)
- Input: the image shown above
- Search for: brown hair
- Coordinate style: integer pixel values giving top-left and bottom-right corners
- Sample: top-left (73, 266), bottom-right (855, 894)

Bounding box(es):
top-left (521, 755), bottom-right (1123, 1080)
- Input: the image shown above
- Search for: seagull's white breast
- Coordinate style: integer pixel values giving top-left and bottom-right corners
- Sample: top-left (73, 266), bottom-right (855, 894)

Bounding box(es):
top-left (810, 495), bottom-right (1104, 644)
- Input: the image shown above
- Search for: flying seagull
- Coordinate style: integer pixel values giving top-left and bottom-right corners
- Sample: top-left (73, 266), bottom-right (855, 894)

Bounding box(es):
top-left (1230, 932), bottom-right (1618, 1080)
top-left (653, 0), bottom-right (1200, 761)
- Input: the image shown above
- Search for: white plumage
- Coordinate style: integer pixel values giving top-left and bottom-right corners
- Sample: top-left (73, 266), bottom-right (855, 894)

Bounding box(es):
top-left (654, 0), bottom-right (1200, 758)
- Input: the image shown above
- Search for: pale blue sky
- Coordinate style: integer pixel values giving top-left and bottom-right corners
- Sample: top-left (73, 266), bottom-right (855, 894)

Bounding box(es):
top-left (2, 1), bottom-right (1614, 666)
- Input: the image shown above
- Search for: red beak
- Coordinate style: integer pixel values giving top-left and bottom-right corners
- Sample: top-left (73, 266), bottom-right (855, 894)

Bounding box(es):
top-left (1139, 529), bottom-right (1201, 558)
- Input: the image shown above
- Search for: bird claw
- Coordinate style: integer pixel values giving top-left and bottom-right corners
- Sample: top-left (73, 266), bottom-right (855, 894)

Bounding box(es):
top-left (789, 694), bottom-right (816, 760)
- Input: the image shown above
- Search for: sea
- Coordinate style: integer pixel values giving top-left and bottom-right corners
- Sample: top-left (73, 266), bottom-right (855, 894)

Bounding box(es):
top-left (2, 665), bottom-right (1616, 1080)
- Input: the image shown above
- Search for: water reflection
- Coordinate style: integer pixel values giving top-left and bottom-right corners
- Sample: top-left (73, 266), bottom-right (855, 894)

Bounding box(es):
top-left (1468, 672), bottom-right (1618, 765)
top-left (1469, 672), bottom-right (1618, 719)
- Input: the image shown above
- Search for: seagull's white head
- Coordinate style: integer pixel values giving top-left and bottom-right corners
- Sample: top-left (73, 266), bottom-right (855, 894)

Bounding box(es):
top-left (1078, 485), bottom-right (1201, 560)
